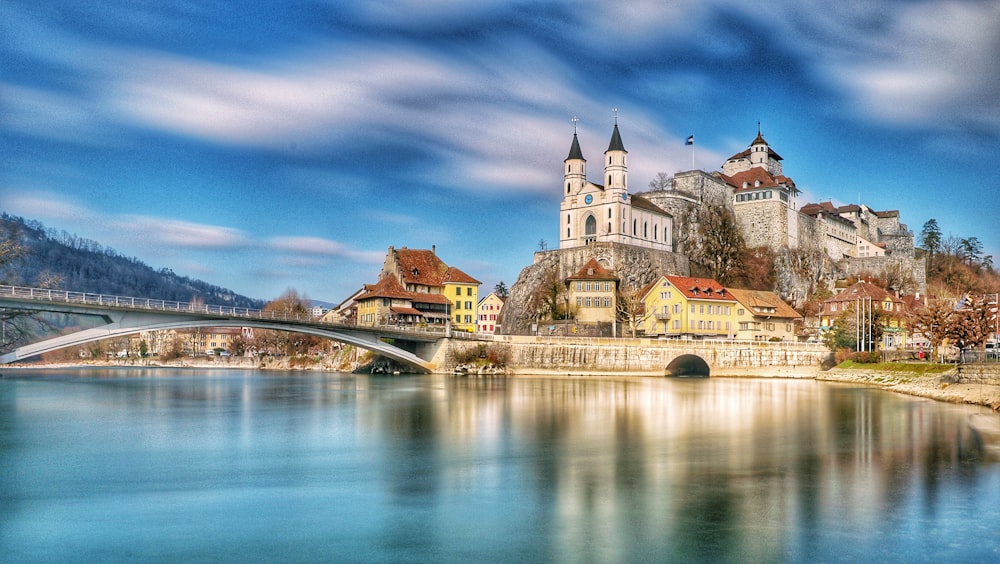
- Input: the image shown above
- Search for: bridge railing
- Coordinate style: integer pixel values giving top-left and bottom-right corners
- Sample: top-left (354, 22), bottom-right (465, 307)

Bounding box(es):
top-left (0, 284), bottom-right (474, 340)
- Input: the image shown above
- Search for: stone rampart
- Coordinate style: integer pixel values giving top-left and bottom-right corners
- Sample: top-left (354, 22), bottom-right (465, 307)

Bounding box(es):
top-left (436, 336), bottom-right (830, 377)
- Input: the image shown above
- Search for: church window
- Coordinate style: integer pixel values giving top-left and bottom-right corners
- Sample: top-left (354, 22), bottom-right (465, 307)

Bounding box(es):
top-left (607, 222), bottom-right (611, 233)
top-left (608, 209), bottom-right (612, 218)
top-left (608, 175), bottom-right (612, 185)
top-left (585, 215), bottom-right (597, 236)
top-left (633, 220), bottom-right (637, 235)
top-left (654, 224), bottom-right (658, 240)
top-left (567, 164), bottom-right (571, 173)
top-left (567, 227), bottom-right (571, 237)
top-left (643, 222), bottom-right (648, 238)
top-left (566, 182), bottom-right (570, 194)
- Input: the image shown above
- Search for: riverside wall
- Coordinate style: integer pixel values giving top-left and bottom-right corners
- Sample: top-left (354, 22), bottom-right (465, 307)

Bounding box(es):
top-left (433, 336), bottom-right (830, 377)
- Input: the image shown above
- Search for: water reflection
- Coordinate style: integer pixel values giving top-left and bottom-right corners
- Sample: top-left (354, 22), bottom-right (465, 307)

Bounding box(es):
top-left (1, 370), bottom-right (998, 562)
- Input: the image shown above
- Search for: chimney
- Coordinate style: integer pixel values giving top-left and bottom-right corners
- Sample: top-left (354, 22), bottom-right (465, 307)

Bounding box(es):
top-left (432, 245), bottom-right (436, 255)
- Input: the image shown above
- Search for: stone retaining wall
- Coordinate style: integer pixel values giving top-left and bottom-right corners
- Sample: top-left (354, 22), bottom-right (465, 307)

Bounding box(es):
top-left (435, 337), bottom-right (830, 377)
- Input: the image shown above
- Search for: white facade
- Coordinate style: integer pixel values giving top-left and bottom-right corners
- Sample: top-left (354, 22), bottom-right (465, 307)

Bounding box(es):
top-left (559, 124), bottom-right (672, 252)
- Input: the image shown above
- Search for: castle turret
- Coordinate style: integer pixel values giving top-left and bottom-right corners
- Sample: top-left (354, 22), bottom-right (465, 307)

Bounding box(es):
top-left (750, 131), bottom-right (769, 169)
top-left (564, 132), bottom-right (586, 195)
top-left (604, 122), bottom-right (628, 192)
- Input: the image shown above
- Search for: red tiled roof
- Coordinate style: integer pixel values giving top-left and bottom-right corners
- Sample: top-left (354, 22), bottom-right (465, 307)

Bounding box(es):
top-left (359, 276), bottom-right (410, 300)
top-left (567, 258), bottom-right (617, 280)
top-left (443, 266), bottom-right (481, 285)
top-left (662, 275), bottom-right (737, 302)
top-left (396, 248), bottom-right (449, 287)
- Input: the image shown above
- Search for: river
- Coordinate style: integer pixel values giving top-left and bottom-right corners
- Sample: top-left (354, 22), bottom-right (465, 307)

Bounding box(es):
top-left (1, 368), bottom-right (998, 562)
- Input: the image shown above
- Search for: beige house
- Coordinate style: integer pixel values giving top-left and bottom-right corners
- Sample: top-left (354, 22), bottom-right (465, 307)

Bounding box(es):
top-left (727, 288), bottom-right (801, 342)
top-left (566, 258), bottom-right (618, 324)
top-left (477, 291), bottom-right (505, 334)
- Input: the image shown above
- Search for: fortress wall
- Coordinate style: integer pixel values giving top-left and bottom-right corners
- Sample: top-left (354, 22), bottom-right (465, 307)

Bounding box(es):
top-left (440, 336), bottom-right (830, 376)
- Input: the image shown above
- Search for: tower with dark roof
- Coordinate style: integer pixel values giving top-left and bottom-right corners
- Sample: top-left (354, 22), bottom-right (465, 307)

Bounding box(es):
top-left (558, 116), bottom-right (672, 253)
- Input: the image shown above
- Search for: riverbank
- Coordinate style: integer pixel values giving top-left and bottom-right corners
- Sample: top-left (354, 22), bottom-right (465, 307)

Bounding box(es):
top-left (818, 365), bottom-right (1000, 412)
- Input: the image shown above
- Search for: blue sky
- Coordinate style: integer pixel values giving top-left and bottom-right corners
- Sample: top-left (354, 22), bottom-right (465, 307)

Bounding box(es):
top-left (3, 1), bottom-right (998, 304)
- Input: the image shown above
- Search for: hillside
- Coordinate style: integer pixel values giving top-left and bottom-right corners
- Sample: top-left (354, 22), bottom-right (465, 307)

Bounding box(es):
top-left (1, 213), bottom-right (264, 309)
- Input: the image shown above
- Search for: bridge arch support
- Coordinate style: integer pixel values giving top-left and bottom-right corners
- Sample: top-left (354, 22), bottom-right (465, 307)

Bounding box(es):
top-left (665, 354), bottom-right (710, 378)
top-left (0, 312), bottom-right (434, 373)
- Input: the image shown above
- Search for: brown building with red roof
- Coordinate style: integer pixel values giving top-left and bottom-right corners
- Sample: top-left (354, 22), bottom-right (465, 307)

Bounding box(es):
top-left (355, 246), bottom-right (481, 331)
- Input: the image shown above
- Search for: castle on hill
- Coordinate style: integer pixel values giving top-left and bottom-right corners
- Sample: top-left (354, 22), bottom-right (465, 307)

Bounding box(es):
top-left (557, 120), bottom-right (924, 293)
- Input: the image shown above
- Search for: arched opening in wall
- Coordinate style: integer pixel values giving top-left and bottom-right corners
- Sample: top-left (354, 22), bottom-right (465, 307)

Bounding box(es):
top-left (665, 354), bottom-right (710, 378)
top-left (585, 215), bottom-right (597, 236)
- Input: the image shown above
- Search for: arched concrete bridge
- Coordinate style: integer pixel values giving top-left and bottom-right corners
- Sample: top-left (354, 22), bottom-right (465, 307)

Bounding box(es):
top-left (0, 285), bottom-right (471, 372)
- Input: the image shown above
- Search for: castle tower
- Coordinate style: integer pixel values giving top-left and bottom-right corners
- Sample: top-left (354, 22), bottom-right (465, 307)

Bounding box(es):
top-left (749, 130), bottom-right (769, 169)
top-left (604, 121), bottom-right (628, 193)
top-left (564, 130), bottom-right (587, 196)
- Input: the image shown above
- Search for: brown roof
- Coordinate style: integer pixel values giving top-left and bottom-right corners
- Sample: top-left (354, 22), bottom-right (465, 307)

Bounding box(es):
top-left (722, 167), bottom-right (797, 192)
top-left (410, 293), bottom-right (453, 305)
top-left (630, 194), bottom-right (671, 216)
top-left (662, 275), bottom-right (737, 302)
top-left (396, 248), bottom-right (449, 287)
top-left (392, 247), bottom-right (481, 287)
top-left (359, 276), bottom-right (410, 300)
top-left (567, 258), bottom-right (617, 281)
top-left (726, 288), bottom-right (801, 319)
top-left (443, 266), bottom-right (481, 285)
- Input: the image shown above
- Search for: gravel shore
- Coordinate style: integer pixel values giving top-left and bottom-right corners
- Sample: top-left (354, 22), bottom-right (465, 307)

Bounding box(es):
top-left (818, 367), bottom-right (1000, 412)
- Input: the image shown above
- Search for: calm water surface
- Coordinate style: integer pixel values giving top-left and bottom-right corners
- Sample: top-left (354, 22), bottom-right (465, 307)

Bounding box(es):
top-left (1, 368), bottom-right (998, 563)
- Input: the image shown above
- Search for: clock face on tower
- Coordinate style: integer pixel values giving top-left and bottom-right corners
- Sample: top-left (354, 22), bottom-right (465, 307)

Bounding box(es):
top-left (621, 193), bottom-right (627, 201)
top-left (584, 194), bottom-right (593, 204)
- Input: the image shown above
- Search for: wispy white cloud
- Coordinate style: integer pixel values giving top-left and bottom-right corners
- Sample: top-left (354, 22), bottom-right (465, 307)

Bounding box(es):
top-left (115, 216), bottom-right (254, 250)
top-left (268, 236), bottom-right (384, 263)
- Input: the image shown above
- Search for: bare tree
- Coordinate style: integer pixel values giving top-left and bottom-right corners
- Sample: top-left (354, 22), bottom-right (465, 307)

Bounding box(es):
top-left (647, 172), bottom-right (672, 191)
top-left (617, 283), bottom-right (652, 338)
top-left (945, 293), bottom-right (993, 361)
top-left (693, 205), bottom-right (744, 285)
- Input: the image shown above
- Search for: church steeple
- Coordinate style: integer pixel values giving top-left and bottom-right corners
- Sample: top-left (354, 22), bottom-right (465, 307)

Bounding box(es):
top-left (604, 110), bottom-right (627, 191)
top-left (564, 117), bottom-right (586, 195)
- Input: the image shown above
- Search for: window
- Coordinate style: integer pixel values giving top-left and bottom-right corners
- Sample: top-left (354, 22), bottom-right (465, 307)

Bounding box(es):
top-left (455, 315), bottom-right (461, 323)
top-left (673, 304), bottom-right (680, 314)
top-left (699, 305), bottom-right (704, 314)
top-left (576, 297), bottom-right (582, 306)
top-left (455, 287), bottom-right (462, 296)
top-left (690, 304), bottom-right (695, 313)
top-left (585, 215), bottom-right (597, 236)
top-left (465, 301), bottom-right (472, 310)
top-left (585, 282), bottom-right (591, 291)
top-left (603, 297), bottom-right (610, 307)
top-left (455, 302), bottom-right (461, 310)
top-left (673, 320), bottom-right (680, 329)
top-left (467, 288), bottom-right (472, 296)
top-left (585, 298), bottom-right (592, 307)
top-left (604, 282), bottom-right (610, 292)
top-left (576, 282), bottom-right (582, 291)
top-left (464, 315), bottom-right (472, 324)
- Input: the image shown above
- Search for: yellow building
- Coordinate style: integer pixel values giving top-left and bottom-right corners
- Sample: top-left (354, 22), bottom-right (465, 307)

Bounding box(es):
top-left (566, 258), bottom-right (618, 324)
top-left (727, 288), bottom-right (801, 342)
top-left (641, 275), bottom-right (737, 338)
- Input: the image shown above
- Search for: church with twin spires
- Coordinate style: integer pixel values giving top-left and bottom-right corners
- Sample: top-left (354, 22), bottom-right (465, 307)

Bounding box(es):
top-left (559, 120), bottom-right (673, 253)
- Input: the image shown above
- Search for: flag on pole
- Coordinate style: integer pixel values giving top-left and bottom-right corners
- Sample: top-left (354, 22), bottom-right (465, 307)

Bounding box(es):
top-left (685, 135), bottom-right (694, 145)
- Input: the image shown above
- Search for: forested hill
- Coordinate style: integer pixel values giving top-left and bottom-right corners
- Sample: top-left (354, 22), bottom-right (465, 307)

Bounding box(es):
top-left (1, 213), bottom-right (265, 309)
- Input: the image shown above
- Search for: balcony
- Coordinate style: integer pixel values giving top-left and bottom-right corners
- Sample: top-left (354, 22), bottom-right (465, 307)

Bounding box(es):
top-left (655, 312), bottom-right (671, 321)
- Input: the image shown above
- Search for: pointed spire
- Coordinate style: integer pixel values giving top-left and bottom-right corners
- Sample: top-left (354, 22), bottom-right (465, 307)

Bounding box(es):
top-left (607, 123), bottom-right (626, 152)
top-left (752, 121), bottom-right (767, 146)
top-left (567, 132), bottom-right (584, 161)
